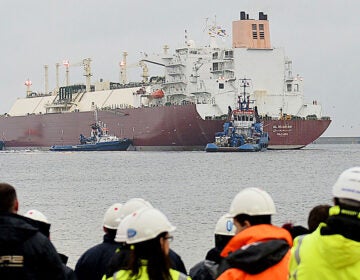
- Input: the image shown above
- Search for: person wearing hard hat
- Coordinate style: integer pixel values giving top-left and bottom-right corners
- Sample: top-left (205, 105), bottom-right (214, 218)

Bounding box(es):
top-left (102, 207), bottom-right (190, 280)
top-left (189, 213), bottom-right (236, 280)
top-left (102, 198), bottom-right (187, 278)
top-left (289, 167), bottom-right (360, 279)
top-left (75, 203), bottom-right (123, 280)
top-left (103, 214), bottom-right (133, 278)
top-left (0, 183), bottom-right (66, 279)
top-left (23, 209), bottom-right (76, 280)
top-left (217, 187), bottom-right (292, 280)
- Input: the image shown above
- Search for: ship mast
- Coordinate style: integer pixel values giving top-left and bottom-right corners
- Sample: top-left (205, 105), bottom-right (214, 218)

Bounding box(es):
top-left (120, 51), bottom-right (128, 85)
top-left (239, 78), bottom-right (251, 111)
top-left (83, 58), bottom-right (92, 92)
top-left (24, 79), bottom-right (32, 97)
top-left (63, 60), bottom-right (70, 86)
top-left (44, 65), bottom-right (49, 95)
top-left (55, 62), bottom-right (60, 94)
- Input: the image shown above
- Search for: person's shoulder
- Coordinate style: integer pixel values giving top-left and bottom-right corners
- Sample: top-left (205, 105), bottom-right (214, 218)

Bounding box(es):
top-left (170, 268), bottom-right (191, 280)
top-left (189, 260), bottom-right (205, 276)
top-left (76, 242), bottom-right (102, 263)
top-left (80, 241), bottom-right (109, 255)
top-left (1, 213), bottom-right (38, 230)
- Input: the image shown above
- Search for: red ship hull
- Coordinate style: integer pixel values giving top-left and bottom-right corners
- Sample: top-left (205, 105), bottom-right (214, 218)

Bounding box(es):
top-left (0, 104), bottom-right (330, 150)
top-left (264, 119), bottom-right (331, 150)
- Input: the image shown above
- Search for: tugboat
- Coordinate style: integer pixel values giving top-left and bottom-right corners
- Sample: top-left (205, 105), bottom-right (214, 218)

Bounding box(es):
top-left (50, 111), bottom-right (132, 152)
top-left (205, 79), bottom-right (269, 152)
top-left (0, 140), bottom-right (4, 150)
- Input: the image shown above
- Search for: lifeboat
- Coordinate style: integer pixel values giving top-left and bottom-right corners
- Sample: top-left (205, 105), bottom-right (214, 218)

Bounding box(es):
top-left (151, 89), bottom-right (164, 99)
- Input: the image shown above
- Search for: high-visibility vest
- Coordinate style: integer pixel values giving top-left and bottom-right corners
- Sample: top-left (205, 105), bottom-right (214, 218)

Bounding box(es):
top-left (289, 223), bottom-right (360, 280)
top-left (102, 263), bottom-right (190, 280)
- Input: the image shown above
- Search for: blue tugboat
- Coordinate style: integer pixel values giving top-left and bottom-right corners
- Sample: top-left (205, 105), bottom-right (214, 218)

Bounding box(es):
top-left (50, 111), bottom-right (132, 152)
top-left (205, 79), bottom-right (269, 152)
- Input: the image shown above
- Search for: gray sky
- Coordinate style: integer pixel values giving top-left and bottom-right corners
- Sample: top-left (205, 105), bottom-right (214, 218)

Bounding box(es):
top-left (1, 0), bottom-right (359, 137)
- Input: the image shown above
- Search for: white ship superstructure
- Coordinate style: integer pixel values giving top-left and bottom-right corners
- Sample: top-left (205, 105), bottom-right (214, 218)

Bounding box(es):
top-left (142, 11), bottom-right (323, 121)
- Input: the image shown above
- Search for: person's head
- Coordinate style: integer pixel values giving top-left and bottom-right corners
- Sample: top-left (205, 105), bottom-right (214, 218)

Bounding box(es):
top-left (24, 209), bottom-right (49, 223)
top-left (125, 207), bottom-right (175, 280)
top-left (307, 204), bottom-right (331, 232)
top-left (214, 213), bottom-right (236, 250)
top-left (332, 167), bottom-right (360, 211)
top-left (281, 222), bottom-right (309, 239)
top-left (228, 187), bottom-right (276, 233)
top-left (23, 209), bottom-right (51, 238)
top-left (120, 198), bottom-right (153, 218)
top-left (115, 214), bottom-right (132, 244)
top-left (103, 203), bottom-right (123, 236)
top-left (0, 183), bottom-right (18, 213)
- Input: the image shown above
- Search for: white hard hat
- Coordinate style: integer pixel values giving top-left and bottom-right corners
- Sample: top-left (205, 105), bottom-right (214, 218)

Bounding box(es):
top-left (115, 214), bottom-right (132, 243)
top-left (126, 207), bottom-right (176, 244)
top-left (228, 187), bottom-right (276, 217)
top-left (332, 167), bottom-right (360, 202)
top-left (103, 203), bottom-right (123, 229)
top-left (214, 214), bottom-right (236, 236)
top-left (120, 198), bottom-right (153, 218)
top-left (24, 209), bottom-right (49, 224)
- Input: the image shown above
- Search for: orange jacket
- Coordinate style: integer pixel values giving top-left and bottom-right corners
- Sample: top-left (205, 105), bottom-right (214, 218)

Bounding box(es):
top-left (217, 224), bottom-right (292, 280)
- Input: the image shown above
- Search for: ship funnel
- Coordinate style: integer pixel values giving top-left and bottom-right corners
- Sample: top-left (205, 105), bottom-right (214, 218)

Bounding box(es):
top-left (233, 11), bottom-right (271, 49)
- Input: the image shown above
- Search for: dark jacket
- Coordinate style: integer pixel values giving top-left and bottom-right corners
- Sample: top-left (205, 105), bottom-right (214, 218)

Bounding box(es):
top-left (189, 247), bottom-right (221, 280)
top-left (0, 213), bottom-right (66, 280)
top-left (75, 233), bottom-right (120, 280)
top-left (169, 249), bottom-right (187, 275)
top-left (25, 217), bottom-right (76, 280)
top-left (59, 253), bottom-right (77, 280)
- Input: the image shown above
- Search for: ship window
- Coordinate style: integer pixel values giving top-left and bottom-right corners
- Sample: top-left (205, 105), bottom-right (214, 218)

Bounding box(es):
top-left (224, 50), bottom-right (233, 58)
top-left (260, 32), bottom-right (265, 39)
top-left (287, 84), bottom-right (292, 92)
top-left (252, 24), bottom-right (257, 30)
top-left (219, 83), bottom-right (224, 89)
top-left (259, 24), bottom-right (264, 31)
top-left (213, 63), bottom-right (219, 71)
top-left (213, 52), bottom-right (218, 59)
top-left (252, 32), bottom-right (258, 39)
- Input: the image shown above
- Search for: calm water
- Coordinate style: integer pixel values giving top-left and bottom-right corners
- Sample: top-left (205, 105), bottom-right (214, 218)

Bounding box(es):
top-left (1, 144), bottom-right (359, 270)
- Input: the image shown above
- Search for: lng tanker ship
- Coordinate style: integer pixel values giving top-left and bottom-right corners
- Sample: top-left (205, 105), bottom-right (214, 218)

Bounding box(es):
top-left (0, 11), bottom-right (331, 150)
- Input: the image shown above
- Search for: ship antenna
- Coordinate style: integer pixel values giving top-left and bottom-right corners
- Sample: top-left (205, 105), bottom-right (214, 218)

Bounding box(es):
top-left (203, 17), bottom-right (209, 32)
top-left (239, 78), bottom-right (251, 111)
top-left (205, 16), bottom-right (227, 47)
